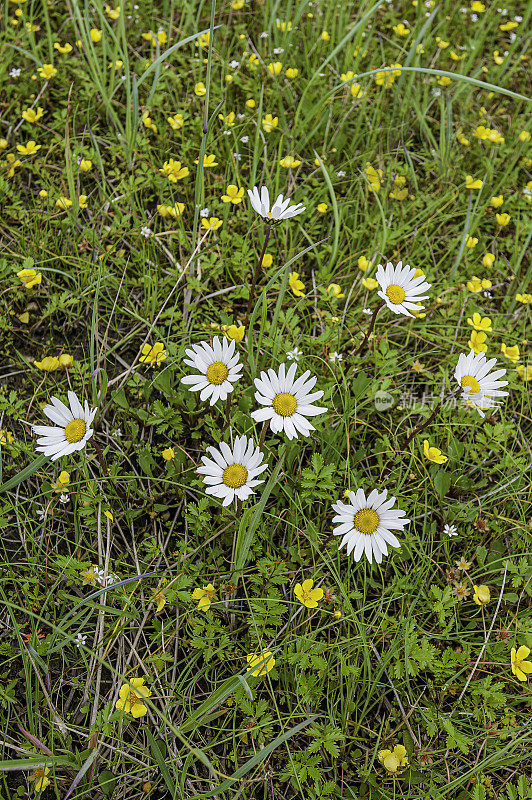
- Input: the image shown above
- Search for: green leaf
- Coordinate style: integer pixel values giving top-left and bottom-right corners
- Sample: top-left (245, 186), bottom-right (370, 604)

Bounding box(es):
top-left (0, 454), bottom-right (47, 494)
top-left (434, 470), bottom-right (451, 498)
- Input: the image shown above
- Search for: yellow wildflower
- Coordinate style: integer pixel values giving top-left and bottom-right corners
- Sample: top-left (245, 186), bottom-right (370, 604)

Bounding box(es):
top-left (467, 312), bottom-right (492, 332)
top-left (289, 272), bottom-right (305, 297)
top-left (378, 745), bottom-right (409, 773)
top-left (511, 646), bottom-right (532, 681)
top-left (294, 579), bottom-right (324, 608)
top-left (18, 268), bottom-right (42, 288)
top-left (221, 185), bottom-right (244, 203)
top-left (473, 585), bottom-right (490, 606)
top-left (468, 330), bottom-right (488, 354)
top-left (139, 342), bottom-right (167, 366)
top-left (262, 114), bottom-right (279, 133)
top-left (192, 583), bottom-right (216, 611)
top-left (246, 650), bottom-right (275, 676)
top-left (423, 440), bottom-right (448, 464)
top-left (500, 343), bottom-right (520, 362)
top-left (115, 677), bottom-right (151, 717)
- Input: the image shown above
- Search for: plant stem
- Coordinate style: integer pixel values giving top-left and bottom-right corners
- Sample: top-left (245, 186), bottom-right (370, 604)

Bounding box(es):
top-left (244, 223), bottom-right (272, 323)
top-left (351, 300), bottom-right (384, 359)
top-left (404, 387), bottom-right (461, 446)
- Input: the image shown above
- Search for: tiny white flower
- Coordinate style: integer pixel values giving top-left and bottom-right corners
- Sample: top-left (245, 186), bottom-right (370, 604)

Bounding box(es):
top-left (329, 351), bottom-right (343, 362)
top-left (432, 88), bottom-right (442, 97)
top-left (140, 226), bottom-right (151, 238)
top-left (240, 135), bottom-right (249, 143)
top-left (229, 60), bottom-right (240, 68)
top-left (273, 47), bottom-right (284, 54)
top-left (223, 130), bottom-right (232, 136)
top-left (336, 170), bottom-right (346, 177)
top-left (10, 68), bottom-right (21, 78)
top-left (236, 113), bottom-right (245, 120)
top-left (32, 391), bottom-right (96, 461)
top-left (197, 435), bottom-right (268, 507)
top-left (260, 31), bottom-right (268, 38)
top-left (509, 32), bottom-right (516, 41)
top-left (332, 488), bottom-right (410, 564)
top-left (247, 185), bottom-right (305, 221)
top-left (36, 506), bottom-right (45, 520)
top-left (363, 308), bottom-right (373, 315)
top-left (376, 260), bottom-right (432, 318)
top-left (515, 15), bottom-right (522, 21)
top-left (444, 523), bottom-right (458, 537)
top-left (181, 337), bottom-right (243, 405)
top-left (75, 632), bottom-right (87, 647)
top-left (251, 362), bottom-right (327, 440)
top-left (471, 13), bottom-right (478, 21)
top-left (200, 208), bottom-right (210, 217)
top-left (233, 152), bottom-right (242, 160)
top-left (59, 493), bottom-right (69, 504)
top-left (286, 347), bottom-right (302, 362)
top-left (454, 350), bottom-right (508, 418)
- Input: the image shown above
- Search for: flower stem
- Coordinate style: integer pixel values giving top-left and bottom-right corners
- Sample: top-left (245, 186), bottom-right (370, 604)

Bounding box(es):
top-left (244, 223), bottom-right (272, 323)
top-left (404, 387), bottom-right (461, 446)
top-left (351, 300), bottom-right (384, 359)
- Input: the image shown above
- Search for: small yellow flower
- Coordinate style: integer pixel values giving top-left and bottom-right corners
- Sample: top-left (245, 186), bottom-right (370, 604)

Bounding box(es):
top-left (516, 364), bottom-right (532, 381)
top-left (465, 175), bottom-right (483, 190)
top-left (362, 278), bottom-right (378, 290)
top-left (423, 440), bottom-right (447, 464)
top-left (490, 195), bottom-right (504, 208)
top-left (201, 217), bottom-right (223, 231)
top-left (499, 20), bottom-right (518, 31)
top-left (139, 342), bottom-right (167, 366)
top-left (467, 312), bottom-right (492, 332)
top-left (466, 276), bottom-right (483, 293)
top-left (357, 255), bottom-right (372, 272)
top-left (192, 583), bottom-right (216, 611)
top-left (289, 272), bottom-right (305, 297)
top-left (245, 98), bottom-right (256, 108)
top-left (262, 253), bottom-right (273, 268)
top-left (0, 430), bottom-right (14, 446)
top-left (286, 67), bottom-right (298, 79)
top-left (500, 343), bottom-right (520, 362)
top-left (162, 447), bottom-right (175, 461)
top-left (38, 64), bottom-right (57, 79)
top-left (80, 565), bottom-right (99, 585)
top-left (378, 745), bottom-right (409, 773)
top-left (496, 212), bottom-right (510, 227)
top-left (195, 153), bottom-right (218, 168)
top-left (374, 64), bottom-right (402, 88)
top-left (326, 283), bottom-right (344, 299)
top-left (116, 677), bottom-right (151, 717)
top-left (90, 28), bottom-right (102, 42)
top-left (56, 196), bottom-right (73, 210)
top-left (262, 114), bottom-right (279, 133)
top-left (493, 50), bottom-right (504, 64)
top-left (194, 82), bottom-right (206, 96)
top-left (221, 185), bottom-right (244, 203)
top-left (317, 202), bottom-right (328, 213)
top-left (482, 253), bottom-right (495, 268)
top-left (105, 4), bottom-right (121, 20)
top-left (393, 22), bottom-right (409, 35)
top-left (437, 75), bottom-right (452, 87)
top-left (466, 236), bottom-right (478, 248)
top-left (468, 330), bottom-right (488, 354)
top-left (279, 155), bottom-right (301, 168)
top-left (516, 293), bottom-right (532, 304)
top-left (32, 766), bottom-right (51, 793)
top-left (224, 324), bottom-right (245, 342)
top-left (519, 130), bottom-right (531, 142)
top-left (104, 510), bottom-right (114, 521)
top-left (17, 140), bottom-right (41, 155)
top-left (294, 579), bottom-right (324, 608)
top-left (246, 650), bottom-right (275, 676)
top-left (167, 113), bottom-right (184, 130)
top-left (455, 557), bottom-right (472, 571)
top-left (159, 159), bottom-right (189, 182)
top-left (52, 470), bottom-right (70, 492)
top-left (142, 112), bottom-right (157, 132)
top-left (21, 107), bottom-right (44, 123)
top-left (79, 158), bottom-right (92, 172)
top-left (436, 37), bottom-right (449, 48)
top-left (511, 645), bottom-right (532, 681)
top-left (364, 163), bottom-right (383, 193)
top-left (18, 268), bottom-right (42, 288)
top-left (219, 111), bottom-right (235, 127)
top-left (54, 42), bottom-right (73, 54)
top-left (473, 585), bottom-right (490, 605)
top-left (78, 194), bottom-right (88, 209)
top-left (34, 356), bottom-right (60, 371)
top-left (321, 30), bottom-right (330, 41)
top-left (471, 1), bottom-right (485, 10)
top-left (267, 61), bottom-right (283, 76)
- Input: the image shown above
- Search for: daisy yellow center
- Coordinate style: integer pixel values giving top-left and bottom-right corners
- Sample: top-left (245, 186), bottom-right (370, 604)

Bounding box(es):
top-left (223, 464), bottom-right (248, 488)
top-left (461, 375), bottom-right (480, 394)
top-left (354, 508), bottom-right (380, 535)
top-left (64, 418), bottom-right (87, 443)
top-left (206, 361), bottom-right (229, 385)
top-left (386, 284), bottom-right (406, 304)
top-left (272, 392), bottom-right (297, 416)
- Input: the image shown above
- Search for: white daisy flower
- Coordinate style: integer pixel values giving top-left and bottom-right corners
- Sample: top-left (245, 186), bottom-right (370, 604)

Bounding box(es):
top-left (75, 632), bottom-right (87, 647)
top-left (444, 523), bottom-right (458, 537)
top-left (197, 435), bottom-right (268, 506)
top-left (32, 391), bottom-right (96, 461)
top-left (247, 186), bottom-right (305, 221)
top-left (251, 362), bottom-right (327, 440)
top-left (140, 226), bottom-right (151, 238)
top-left (181, 337), bottom-right (243, 405)
top-left (454, 350), bottom-right (508, 417)
top-left (332, 488), bottom-right (410, 564)
top-left (376, 261), bottom-right (432, 317)
top-left (329, 351), bottom-right (343, 362)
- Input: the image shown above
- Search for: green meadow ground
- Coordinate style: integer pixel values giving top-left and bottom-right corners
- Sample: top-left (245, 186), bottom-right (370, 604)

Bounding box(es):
top-left (1, 0), bottom-right (531, 798)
